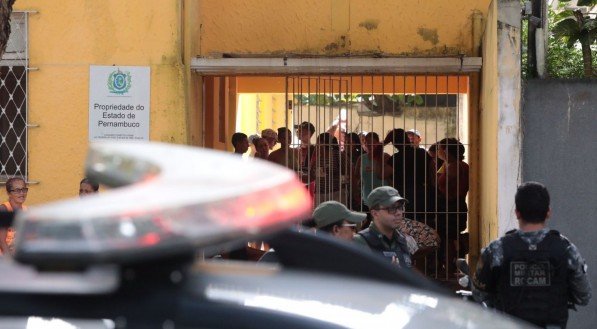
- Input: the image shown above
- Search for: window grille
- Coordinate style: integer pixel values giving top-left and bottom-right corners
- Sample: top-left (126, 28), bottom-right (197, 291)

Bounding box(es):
top-left (0, 12), bottom-right (29, 181)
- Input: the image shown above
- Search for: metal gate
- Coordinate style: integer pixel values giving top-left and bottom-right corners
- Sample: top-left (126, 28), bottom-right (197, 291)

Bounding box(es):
top-left (285, 75), bottom-right (470, 279)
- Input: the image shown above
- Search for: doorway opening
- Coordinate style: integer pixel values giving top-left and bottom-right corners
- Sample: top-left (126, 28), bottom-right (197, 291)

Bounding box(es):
top-left (204, 74), bottom-right (473, 281)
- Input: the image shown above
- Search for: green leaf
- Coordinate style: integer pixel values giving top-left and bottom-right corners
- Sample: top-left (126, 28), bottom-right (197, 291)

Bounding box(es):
top-left (554, 10), bottom-right (575, 22)
top-left (552, 18), bottom-right (581, 38)
top-left (414, 95), bottom-right (424, 106)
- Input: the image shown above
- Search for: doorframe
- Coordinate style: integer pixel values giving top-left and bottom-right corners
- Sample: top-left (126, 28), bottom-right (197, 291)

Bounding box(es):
top-left (195, 58), bottom-right (483, 269)
top-left (191, 57), bottom-right (482, 75)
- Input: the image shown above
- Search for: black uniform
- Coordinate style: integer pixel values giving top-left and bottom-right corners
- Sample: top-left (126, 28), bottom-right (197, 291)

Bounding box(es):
top-left (473, 228), bottom-right (591, 328)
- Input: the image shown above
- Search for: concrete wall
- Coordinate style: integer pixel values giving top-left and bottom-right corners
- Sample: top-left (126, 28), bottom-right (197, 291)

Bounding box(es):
top-left (496, 0), bottom-right (522, 237)
top-left (523, 80), bottom-right (597, 329)
top-left (197, 0), bottom-right (491, 57)
top-left (478, 0), bottom-right (522, 248)
top-left (14, 0), bottom-right (189, 204)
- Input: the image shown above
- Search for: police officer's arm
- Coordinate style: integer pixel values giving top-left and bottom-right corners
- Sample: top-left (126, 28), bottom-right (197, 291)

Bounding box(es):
top-left (472, 243), bottom-right (499, 302)
top-left (566, 242), bottom-right (592, 306)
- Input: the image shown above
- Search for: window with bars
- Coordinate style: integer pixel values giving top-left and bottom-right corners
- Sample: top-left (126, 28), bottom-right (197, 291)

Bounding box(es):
top-left (0, 12), bottom-right (28, 181)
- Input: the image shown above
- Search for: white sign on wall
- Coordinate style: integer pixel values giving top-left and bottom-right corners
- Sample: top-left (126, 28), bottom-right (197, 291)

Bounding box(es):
top-left (89, 66), bottom-right (150, 141)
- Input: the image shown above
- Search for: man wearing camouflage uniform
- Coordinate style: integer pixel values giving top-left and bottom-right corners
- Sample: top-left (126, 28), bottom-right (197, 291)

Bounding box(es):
top-left (353, 186), bottom-right (417, 268)
top-left (473, 181), bottom-right (591, 328)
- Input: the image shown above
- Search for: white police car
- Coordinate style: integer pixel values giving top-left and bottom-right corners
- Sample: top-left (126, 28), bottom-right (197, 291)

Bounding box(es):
top-left (0, 142), bottom-right (533, 329)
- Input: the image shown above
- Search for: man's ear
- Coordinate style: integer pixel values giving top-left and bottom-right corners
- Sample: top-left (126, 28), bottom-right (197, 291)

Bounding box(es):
top-left (515, 209), bottom-right (522, 220)
top-left (332, 225), bottom-right (340, 234)
top-left (546, 207), bottom-right (551, 220)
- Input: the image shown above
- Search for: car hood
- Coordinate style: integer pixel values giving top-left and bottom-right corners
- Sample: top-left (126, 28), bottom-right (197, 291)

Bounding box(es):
top-left (193, 262), bottom-right (532, 329)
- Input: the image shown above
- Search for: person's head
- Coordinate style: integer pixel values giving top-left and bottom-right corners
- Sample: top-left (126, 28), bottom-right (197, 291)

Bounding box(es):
top-left (316, 132), bottom-right (331, 146)
top-left (406, 129), bottom-right (422, 147)
top-left (294, 122), bottom-right (315, 144)
top-left (515, 181), bottom-right (550, 223)
top-left (383, 128), bottom-right (409, 148)
top-left (313, 201), bottom-right (366, 241)
top-left (5, 177), bottom-right (27, 205)
top-left (231, 132), bottom-right (249, 154)
top-left (79, 178), bottom-right (99, 197)
top-left (428, 143), bottom-right (438, 158)
top-left (363, 132), bottom-right (381, 154)
top-left (261, 129), bottom-right (278, 150)
top-left (367, 186), bottom-right (407, 232)
top-left (253, 137), bottom-right (270, 159)
top-left (347, 132), bottom-right (361, 149)
top-left (277, 127), bottom-right (292, 147)
top-left (345, 132), bottom-right (362, 155)
top-left (358, 132), bottom-right (368, 146)
top-left (437, 138), bottom-right (465, 162)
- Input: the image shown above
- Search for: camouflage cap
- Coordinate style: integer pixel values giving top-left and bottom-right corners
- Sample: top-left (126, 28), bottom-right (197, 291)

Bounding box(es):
top-left (366, 186), bottom-right (407, 208)
top-left (312, 201), bottom-right (366, 228)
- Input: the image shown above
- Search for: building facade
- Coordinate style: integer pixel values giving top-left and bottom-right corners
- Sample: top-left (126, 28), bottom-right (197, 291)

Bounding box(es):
top-left (3, 0), bottom-right (523, 260)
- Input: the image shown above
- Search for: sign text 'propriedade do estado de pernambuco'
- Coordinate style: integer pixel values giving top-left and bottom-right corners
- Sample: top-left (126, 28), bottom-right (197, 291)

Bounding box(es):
top-left (89, 66), bottom-right (150, 141)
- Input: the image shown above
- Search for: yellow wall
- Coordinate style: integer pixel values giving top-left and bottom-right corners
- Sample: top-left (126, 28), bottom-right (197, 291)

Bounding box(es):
top-left (11, 0), bottom-right (497, 208)
top-left (14, 0), bottom-right (188, 204)
top-left (182, 0), bottom-right (204, 147)
top-left (479, 0), bottom-right (499, 247)
top-left (236, 93), bottom-right (287, 141)
top-left (198, 0), bottom-right (491, 57)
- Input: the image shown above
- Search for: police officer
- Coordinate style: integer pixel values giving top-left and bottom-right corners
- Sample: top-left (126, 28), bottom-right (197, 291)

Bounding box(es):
top-left (353, 186), bottom-right (417, 268)
top-left (473, 181), bottom-right (591, 328)
top-left (313, 201), bottom-right (367, 242)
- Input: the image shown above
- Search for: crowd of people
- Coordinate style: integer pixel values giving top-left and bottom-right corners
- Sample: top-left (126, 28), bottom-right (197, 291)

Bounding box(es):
top-left (0, 177), bottom-right (99, 257)
top-left (232, 123), bottom-right (470, 275)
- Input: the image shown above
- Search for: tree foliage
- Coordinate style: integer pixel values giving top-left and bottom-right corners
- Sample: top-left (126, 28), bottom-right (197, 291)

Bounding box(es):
top-left (550, 0), bottom-right (597, 77)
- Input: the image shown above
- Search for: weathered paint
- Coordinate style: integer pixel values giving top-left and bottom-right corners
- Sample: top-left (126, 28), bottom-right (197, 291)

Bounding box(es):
top-left (182, 0), bottom-right (204, 147)
top-left (417, 28), bottom-right (440, 46)
top-left (14, 0), bottom-right (188, 204)
top-left (198, 0), bottom-right (492, 57)
top-left (480, 0), bottom-right (499, 247)
top-left (496, 0), bottom-right (522, 237)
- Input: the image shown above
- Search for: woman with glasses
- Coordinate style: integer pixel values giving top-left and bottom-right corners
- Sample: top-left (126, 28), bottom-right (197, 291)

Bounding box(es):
top-left (0, 177), bottom-right (28, 257)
